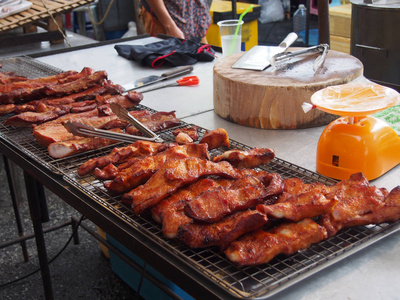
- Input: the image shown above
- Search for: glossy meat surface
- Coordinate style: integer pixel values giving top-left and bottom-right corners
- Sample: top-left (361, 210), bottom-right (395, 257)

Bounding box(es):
top-left (172, 125), bottom-right (199, 141)
top-left (123, 157), bottom-right (242, 215)
top-left (178, 210), bottom-right (268, 250)
top-left (77, 141), bottom-right (169, 176)
top-left (199, 128), bottom-right (230, 150)
top-left (104, 144), bottom-right (210, 194)
top-left (225, 218), bottom-right (328, 266)
top-left (184, 173), bottom-right (284, 223)
top-left (212, 147), bottom-right (275, 169)
top-left (257, 191), bottom-right (337, 222)
top-left (321, 174), bottom-right (400, 237)
top-left (48, 129), bottom-right (123, 158)
top-left (152, 178), bottom-right (234, 238)
top-left (125, 111), bottom-right (181, 136)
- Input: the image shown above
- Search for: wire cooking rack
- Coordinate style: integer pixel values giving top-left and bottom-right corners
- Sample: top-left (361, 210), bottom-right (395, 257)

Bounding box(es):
top-left (1, 56), bottom-right (400, 299)
top-left (59, 126), bottom-right (400, 299)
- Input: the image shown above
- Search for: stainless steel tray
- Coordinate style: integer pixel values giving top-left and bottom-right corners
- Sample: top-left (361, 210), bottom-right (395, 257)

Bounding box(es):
top-left (59, 125), bottom-right (400, 299)
top-left (1, 56), bottom-right (399, 299)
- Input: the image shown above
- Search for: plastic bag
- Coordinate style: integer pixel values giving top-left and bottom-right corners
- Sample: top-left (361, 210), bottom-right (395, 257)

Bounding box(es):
top-left (258, 0), bottom-right (284, 24)
top-left (310, 80), bottom-right (400, 116)
top-left (121, 22), bottom-right (137, 38)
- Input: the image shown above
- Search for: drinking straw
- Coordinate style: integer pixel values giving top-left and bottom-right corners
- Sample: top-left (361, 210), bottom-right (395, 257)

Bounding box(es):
top-left (228, 4), bottom-right (254, 56)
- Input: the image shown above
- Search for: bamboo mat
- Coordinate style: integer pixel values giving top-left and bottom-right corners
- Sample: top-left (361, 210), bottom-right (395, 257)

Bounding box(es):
top-left (0, 0), bottom-right (94, 33)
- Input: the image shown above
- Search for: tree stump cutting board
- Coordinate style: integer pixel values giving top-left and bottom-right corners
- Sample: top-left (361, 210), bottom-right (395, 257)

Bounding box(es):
top-left (213, 49), bottom-right (364, 129)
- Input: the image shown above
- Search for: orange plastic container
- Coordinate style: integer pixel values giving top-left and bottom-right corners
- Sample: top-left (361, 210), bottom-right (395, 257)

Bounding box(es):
top-left (312, 82), bottom-right (400, 180)
top-left (316, 116), bottom-right (400, 180)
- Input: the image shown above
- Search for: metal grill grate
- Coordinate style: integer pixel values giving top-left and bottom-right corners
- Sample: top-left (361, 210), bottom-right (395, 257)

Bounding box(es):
top-left (56, 125), bottom-right (400, 299)
top-left (1, 57), bottom-right (399, 299)
top-left (0, 56), bottom-right (63, 78)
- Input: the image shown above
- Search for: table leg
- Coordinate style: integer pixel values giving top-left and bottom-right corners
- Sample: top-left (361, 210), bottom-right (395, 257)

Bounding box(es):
top-left (48, 14), bottom-right (64, 44)
top-left (3, 156), bottom-right (29, 262)
top-left (23, 23), bottom-right (38, 34)
top-left (23, 171), bottom-right (54, 300)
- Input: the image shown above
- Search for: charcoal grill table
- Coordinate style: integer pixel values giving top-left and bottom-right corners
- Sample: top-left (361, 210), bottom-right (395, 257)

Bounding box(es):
top-left (1, 37), bottom-right (400, 299)
top-left (0, 130), bottom-right (231, 300)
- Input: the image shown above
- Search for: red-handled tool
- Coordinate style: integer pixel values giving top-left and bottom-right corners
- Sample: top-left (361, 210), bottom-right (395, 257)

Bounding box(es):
top-left (137, 76), bottom-right (199, 93)
top-left (175, 76), bottom-right (199, 86)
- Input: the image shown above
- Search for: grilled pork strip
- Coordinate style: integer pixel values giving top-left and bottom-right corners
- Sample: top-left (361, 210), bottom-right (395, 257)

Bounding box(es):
top-left (184, 173), bottom-right (284, 223)
top-left (172, 126), bottom-right (199, 141)
top-left (225, 218), bottom-right (328, 266)
top-left (123, 157), bottom-right (242, 215)
top-left (36, 100), bottom-right (97, 113)
top-left (257, 191), bottom-right (337, 222)
top-left (320, 173), bottom-right (400, 237)
top-left (95, 91), bottom-right (142, 107)
top-left (0, 104), bottom-right (16, 115)
top-left (5, 111), bottom-right (62, 127)
top-left (100, 110), bottom-right (151, 130)
top-left (105, 144), bottom-right (211, 194)
top-left (199, 128), bottom-right (230, 150)
top-left (92, 163), bottom-right (125, 180)
top-left (6, 97), bottom-right (125, 127)
top-left (12, 85), bottom-right (112, 114)
top-left (77, 141), bottom-right (169, 176)
top-left (283, 177), bottom-right (334, 196)
top-left (48, 130), bottom-right (123, 158)
top-left (178, 210), bottom-right (269, 250)
top-left (152, 178), bottom-right (235, 239)
top-left (0, 71), bottom-right (28, 84)
top-left (212, 147), bottom-right (275, 169)
top-left (32, 110), bottom-right (117, 147)
top-left (174, 132), bottom-right (193, 145)
top-left (0, 68), bottom-right (95, 104)
top-left (0, 70), bottom-right (79, 94)
top-left (41, 71), bottom-right (108, 98)
top-left (34, 106), bottom-right (176, 158)
top-left (125, 111), bottom-right (181, 136)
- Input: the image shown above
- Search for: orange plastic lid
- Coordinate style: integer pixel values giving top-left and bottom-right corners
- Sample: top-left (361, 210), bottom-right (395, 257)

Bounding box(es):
top-left (311, 83), bottom-right (400, 116)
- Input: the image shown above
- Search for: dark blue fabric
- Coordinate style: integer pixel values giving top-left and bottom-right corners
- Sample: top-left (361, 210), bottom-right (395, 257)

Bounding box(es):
top-left (115, 38), bottom-right (215, 68)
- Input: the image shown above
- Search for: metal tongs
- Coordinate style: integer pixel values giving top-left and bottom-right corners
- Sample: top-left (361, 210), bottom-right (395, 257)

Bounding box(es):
top-left (110, 103), bottom-right (163, 142)
top-left (270, 43), bottom-right (329, 72)
top-left (63, 103), bottom-right (164, 144)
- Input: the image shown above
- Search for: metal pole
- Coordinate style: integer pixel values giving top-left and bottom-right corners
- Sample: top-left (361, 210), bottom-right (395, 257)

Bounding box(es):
top-left (318, 0), bottom-right (330, 45)
top-left (305, 0), bottom-right (311, 46)
top-left (231, 0), bottom-right (237, 19)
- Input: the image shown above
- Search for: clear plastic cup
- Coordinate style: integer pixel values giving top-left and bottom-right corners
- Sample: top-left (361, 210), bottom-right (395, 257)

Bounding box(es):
top-left (217, 19), bottom-right (244, 57)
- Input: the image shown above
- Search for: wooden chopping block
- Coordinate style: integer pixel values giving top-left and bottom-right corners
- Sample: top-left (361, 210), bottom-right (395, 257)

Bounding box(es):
top-left (213, 49), bottom-right (364, 129)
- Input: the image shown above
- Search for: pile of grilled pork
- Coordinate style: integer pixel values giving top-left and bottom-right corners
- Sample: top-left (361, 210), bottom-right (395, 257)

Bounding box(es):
top-left (2, 67), bottom-right (400, 267)
top-left (78, 134), bottom-right (400, 266)
top-left (0, 67), bottom-right (180, 158)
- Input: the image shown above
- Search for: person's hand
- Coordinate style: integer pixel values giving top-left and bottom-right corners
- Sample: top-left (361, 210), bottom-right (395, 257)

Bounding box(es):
top-left (164, 23), bottom-right (185, 39)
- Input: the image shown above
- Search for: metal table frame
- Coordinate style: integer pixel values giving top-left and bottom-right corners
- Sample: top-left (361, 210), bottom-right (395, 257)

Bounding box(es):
top-left (0, 132), bottom-right (231, 300)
